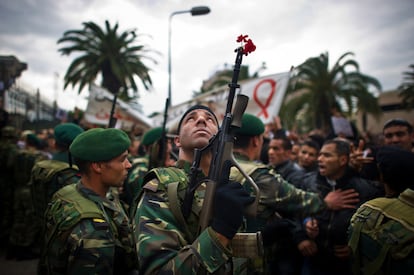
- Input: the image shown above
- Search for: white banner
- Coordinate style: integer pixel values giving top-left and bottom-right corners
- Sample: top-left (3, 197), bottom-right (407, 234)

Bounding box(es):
top-left (84, 84), bottom-right (152, 130)
top-left (153, 72), bottom-right (291, 129)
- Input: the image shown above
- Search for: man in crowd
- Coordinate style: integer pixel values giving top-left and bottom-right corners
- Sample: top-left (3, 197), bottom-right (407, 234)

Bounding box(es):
top-left (267, 135), bottom-right (305, 189)
top-left (382, 118), bottom-right (413, 152)
top-left (297, 138), bottom-right (320, 174)
top-left (299, 139), bottom-right (383, 275)
top-left (39, 128), bottom-right (138, 274)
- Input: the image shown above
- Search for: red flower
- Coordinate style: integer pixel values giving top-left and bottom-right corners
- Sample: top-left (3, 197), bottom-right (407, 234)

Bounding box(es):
top-left (237, 34), bottom-right (249, 43)
top-left (236, 34), bottom-right (256, 55)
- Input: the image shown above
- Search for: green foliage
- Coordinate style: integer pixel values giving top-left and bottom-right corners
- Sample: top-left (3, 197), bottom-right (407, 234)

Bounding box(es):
top-left (398, 64), bottom-right (414, 110)
top-left (281, 52), bottom-right (382, 134)
top-left (57, 20), bottom-right (159, 100)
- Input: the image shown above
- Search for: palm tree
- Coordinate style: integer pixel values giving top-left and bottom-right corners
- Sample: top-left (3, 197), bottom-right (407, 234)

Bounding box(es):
top-left (57, 20), bottom-right (158, 127)
top-left (398, 64), bottom-right (414, 109)
top-left (280, 52), bottom-right (382, 135)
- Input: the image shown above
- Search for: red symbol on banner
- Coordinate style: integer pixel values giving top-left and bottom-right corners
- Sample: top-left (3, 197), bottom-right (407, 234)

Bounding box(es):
top-left (253, 79), bottom-right (276, 118)
top-left (95, 108), bottom-right (109, 119)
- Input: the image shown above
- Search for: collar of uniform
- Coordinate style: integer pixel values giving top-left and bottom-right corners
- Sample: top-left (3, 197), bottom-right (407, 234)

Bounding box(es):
top-left (399, 188), bottom-right (414, 207)
top-left (233, 151), bottom-right (250, 161)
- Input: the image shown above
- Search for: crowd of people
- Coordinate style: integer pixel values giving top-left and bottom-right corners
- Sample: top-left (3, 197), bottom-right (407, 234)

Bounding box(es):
top-left (0, 104), bottom-right (413, 274)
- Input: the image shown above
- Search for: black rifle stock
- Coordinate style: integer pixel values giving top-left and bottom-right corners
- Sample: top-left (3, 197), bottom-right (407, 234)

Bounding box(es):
top-left (181, 46), bottom-right (260, 234)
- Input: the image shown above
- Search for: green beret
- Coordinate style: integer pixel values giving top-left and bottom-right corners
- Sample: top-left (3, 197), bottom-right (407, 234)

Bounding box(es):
top-left (26, 133), bottom-right (40, 147)
top-left (70, 128), bottom-right (130, 161)
top-left (141, 127), bottom-right (163, 146)
top-left (235, 113), bottom-right (265, 136)
top-left (54, 123), bottom-right (84, 146)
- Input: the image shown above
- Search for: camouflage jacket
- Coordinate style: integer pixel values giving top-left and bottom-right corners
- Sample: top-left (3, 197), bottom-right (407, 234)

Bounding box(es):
top-left (232, 152), bottom-right (327, 231)
top-left (124, 155), bottom-right (149, 203)
top-left (133, 160), bottom-right (235, 274)
top-left (348, 188), bottom-right (414, 275)
top-left (41, 182), bottom-right (137, 275)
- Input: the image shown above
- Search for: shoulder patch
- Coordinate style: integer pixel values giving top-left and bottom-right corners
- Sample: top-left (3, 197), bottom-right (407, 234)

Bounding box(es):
top-left (143, 178), bottom-right (159, 192)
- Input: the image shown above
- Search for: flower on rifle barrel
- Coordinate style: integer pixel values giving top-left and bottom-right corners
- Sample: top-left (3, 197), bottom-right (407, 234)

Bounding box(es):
top-left (237, 34), bottom-right (256, 55)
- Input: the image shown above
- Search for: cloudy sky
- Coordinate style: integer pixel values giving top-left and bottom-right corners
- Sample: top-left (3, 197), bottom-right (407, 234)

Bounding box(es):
top-left (1, 0), bottom-right (413, 116)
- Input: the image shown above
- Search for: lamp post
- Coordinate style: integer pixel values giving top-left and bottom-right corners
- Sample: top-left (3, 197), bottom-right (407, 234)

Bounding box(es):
top-left (168, 6), bottom-right (210, 106)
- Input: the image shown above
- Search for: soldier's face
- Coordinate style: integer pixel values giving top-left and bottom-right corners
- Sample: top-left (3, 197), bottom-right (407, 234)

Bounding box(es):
top-left (101, 150), bottom-right (132, 187)
top-left (176, 109), bottom-right (218, 151)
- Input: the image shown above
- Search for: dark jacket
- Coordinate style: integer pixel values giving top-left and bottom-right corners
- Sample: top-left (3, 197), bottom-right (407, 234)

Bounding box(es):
top-left (271, 160), bottom-right (306, 189)
top-left (298, 167), bottom-right (383, 273)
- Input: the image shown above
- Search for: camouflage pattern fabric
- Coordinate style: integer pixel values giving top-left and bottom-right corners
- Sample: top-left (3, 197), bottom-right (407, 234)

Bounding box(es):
top-left (122, 155), bottom-right (149, 209)
top-left (133, 160), bottom-right (235, 274)
top-left (348, 188), bottom-right (414, 274)
top-left (232, 152), bottom-right (326, 232)
top-left (134, 154), bottom-right (327, 275)
top-left (0, 140), bottom-right (18, 242)
top-left (40, 182), bottom-right (137, 274)
top-left (8, 148), bottom-right (48, 251)
top-left (30, 159), bottom-right (80, 220)
top-left (13, 148), bottom-right (48, 187)
top-left (231, 153), bottom-right (327, 274)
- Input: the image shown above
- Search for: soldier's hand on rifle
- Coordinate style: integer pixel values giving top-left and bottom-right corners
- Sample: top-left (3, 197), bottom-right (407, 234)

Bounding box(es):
top-left (211, 181), bottom-right (254, 242)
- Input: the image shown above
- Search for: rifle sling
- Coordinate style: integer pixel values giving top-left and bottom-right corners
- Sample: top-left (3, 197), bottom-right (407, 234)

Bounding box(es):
top-left (168, 181), bottom-right (194, 242)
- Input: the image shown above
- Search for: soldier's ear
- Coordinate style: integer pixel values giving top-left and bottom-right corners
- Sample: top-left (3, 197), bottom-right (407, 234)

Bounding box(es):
top-left (90, 162), bottom-right (103, 174)
top-left (174, 136), bottom-right (181, 148)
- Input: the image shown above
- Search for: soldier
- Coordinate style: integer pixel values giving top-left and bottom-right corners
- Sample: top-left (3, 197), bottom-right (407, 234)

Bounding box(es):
top-left (39, 128), bottom-right (138, 274)
top-left (133, 106), bottom-right (359, 274)
top-left (348, 146), bottom-right (414, 274)
top-left (29, 123), bottom-right (84, 261)
top-left (133, 105), bottom-right (256, 274)
top-left (0, 126), bottom-right (19, 246)
top-left (7, 133), bottom-right (48, 260)
top-left (123, 126), bottom-right (175, 210)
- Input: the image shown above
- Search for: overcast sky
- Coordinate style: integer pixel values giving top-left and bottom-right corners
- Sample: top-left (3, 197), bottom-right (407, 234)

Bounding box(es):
top-left (1, 0), bottom-right (413, 116)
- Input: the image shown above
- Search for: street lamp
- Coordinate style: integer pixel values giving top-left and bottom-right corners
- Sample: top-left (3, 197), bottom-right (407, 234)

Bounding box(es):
top-left (168, 6), bottom-right (210, 106)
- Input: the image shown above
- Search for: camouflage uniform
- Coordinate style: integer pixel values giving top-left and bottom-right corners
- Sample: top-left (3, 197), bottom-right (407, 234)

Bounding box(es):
top-left (122, 155), bottom-right (149, 210)
top-left (133, 157), bottom-right (327, 274)
top-left (348, 188), bottom-right (414, 274)
top-left (40, 182), bottom-right (137, 274)
top-left (232, 152), bottom-right (327, 274)
top-left (8, 147), bottom-right (48, 257)
top-left (233, 153), bottom-right (326, 231)
top-left (0, 128), bottom-right (18, 243)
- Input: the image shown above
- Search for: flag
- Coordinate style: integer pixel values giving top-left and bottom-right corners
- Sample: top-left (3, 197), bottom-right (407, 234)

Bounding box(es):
top-left (84, 84), bottom-right (152, 130)
top-left (152, 72), bottom-right (291, 128)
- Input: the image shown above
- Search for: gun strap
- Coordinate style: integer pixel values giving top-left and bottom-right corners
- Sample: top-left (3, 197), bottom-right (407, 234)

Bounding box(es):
top-left (168, 181), bottom-right (194, 241)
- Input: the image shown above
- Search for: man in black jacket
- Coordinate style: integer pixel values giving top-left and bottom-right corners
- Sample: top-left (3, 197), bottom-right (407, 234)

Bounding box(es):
top-left (298, 138), bottom-right (383, 275)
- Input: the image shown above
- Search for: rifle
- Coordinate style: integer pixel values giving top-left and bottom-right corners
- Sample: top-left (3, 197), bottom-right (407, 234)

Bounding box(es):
top-left (182, 37), bottom-right (261, 249)
top-left (149, 97), bottom-right (169, 169)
